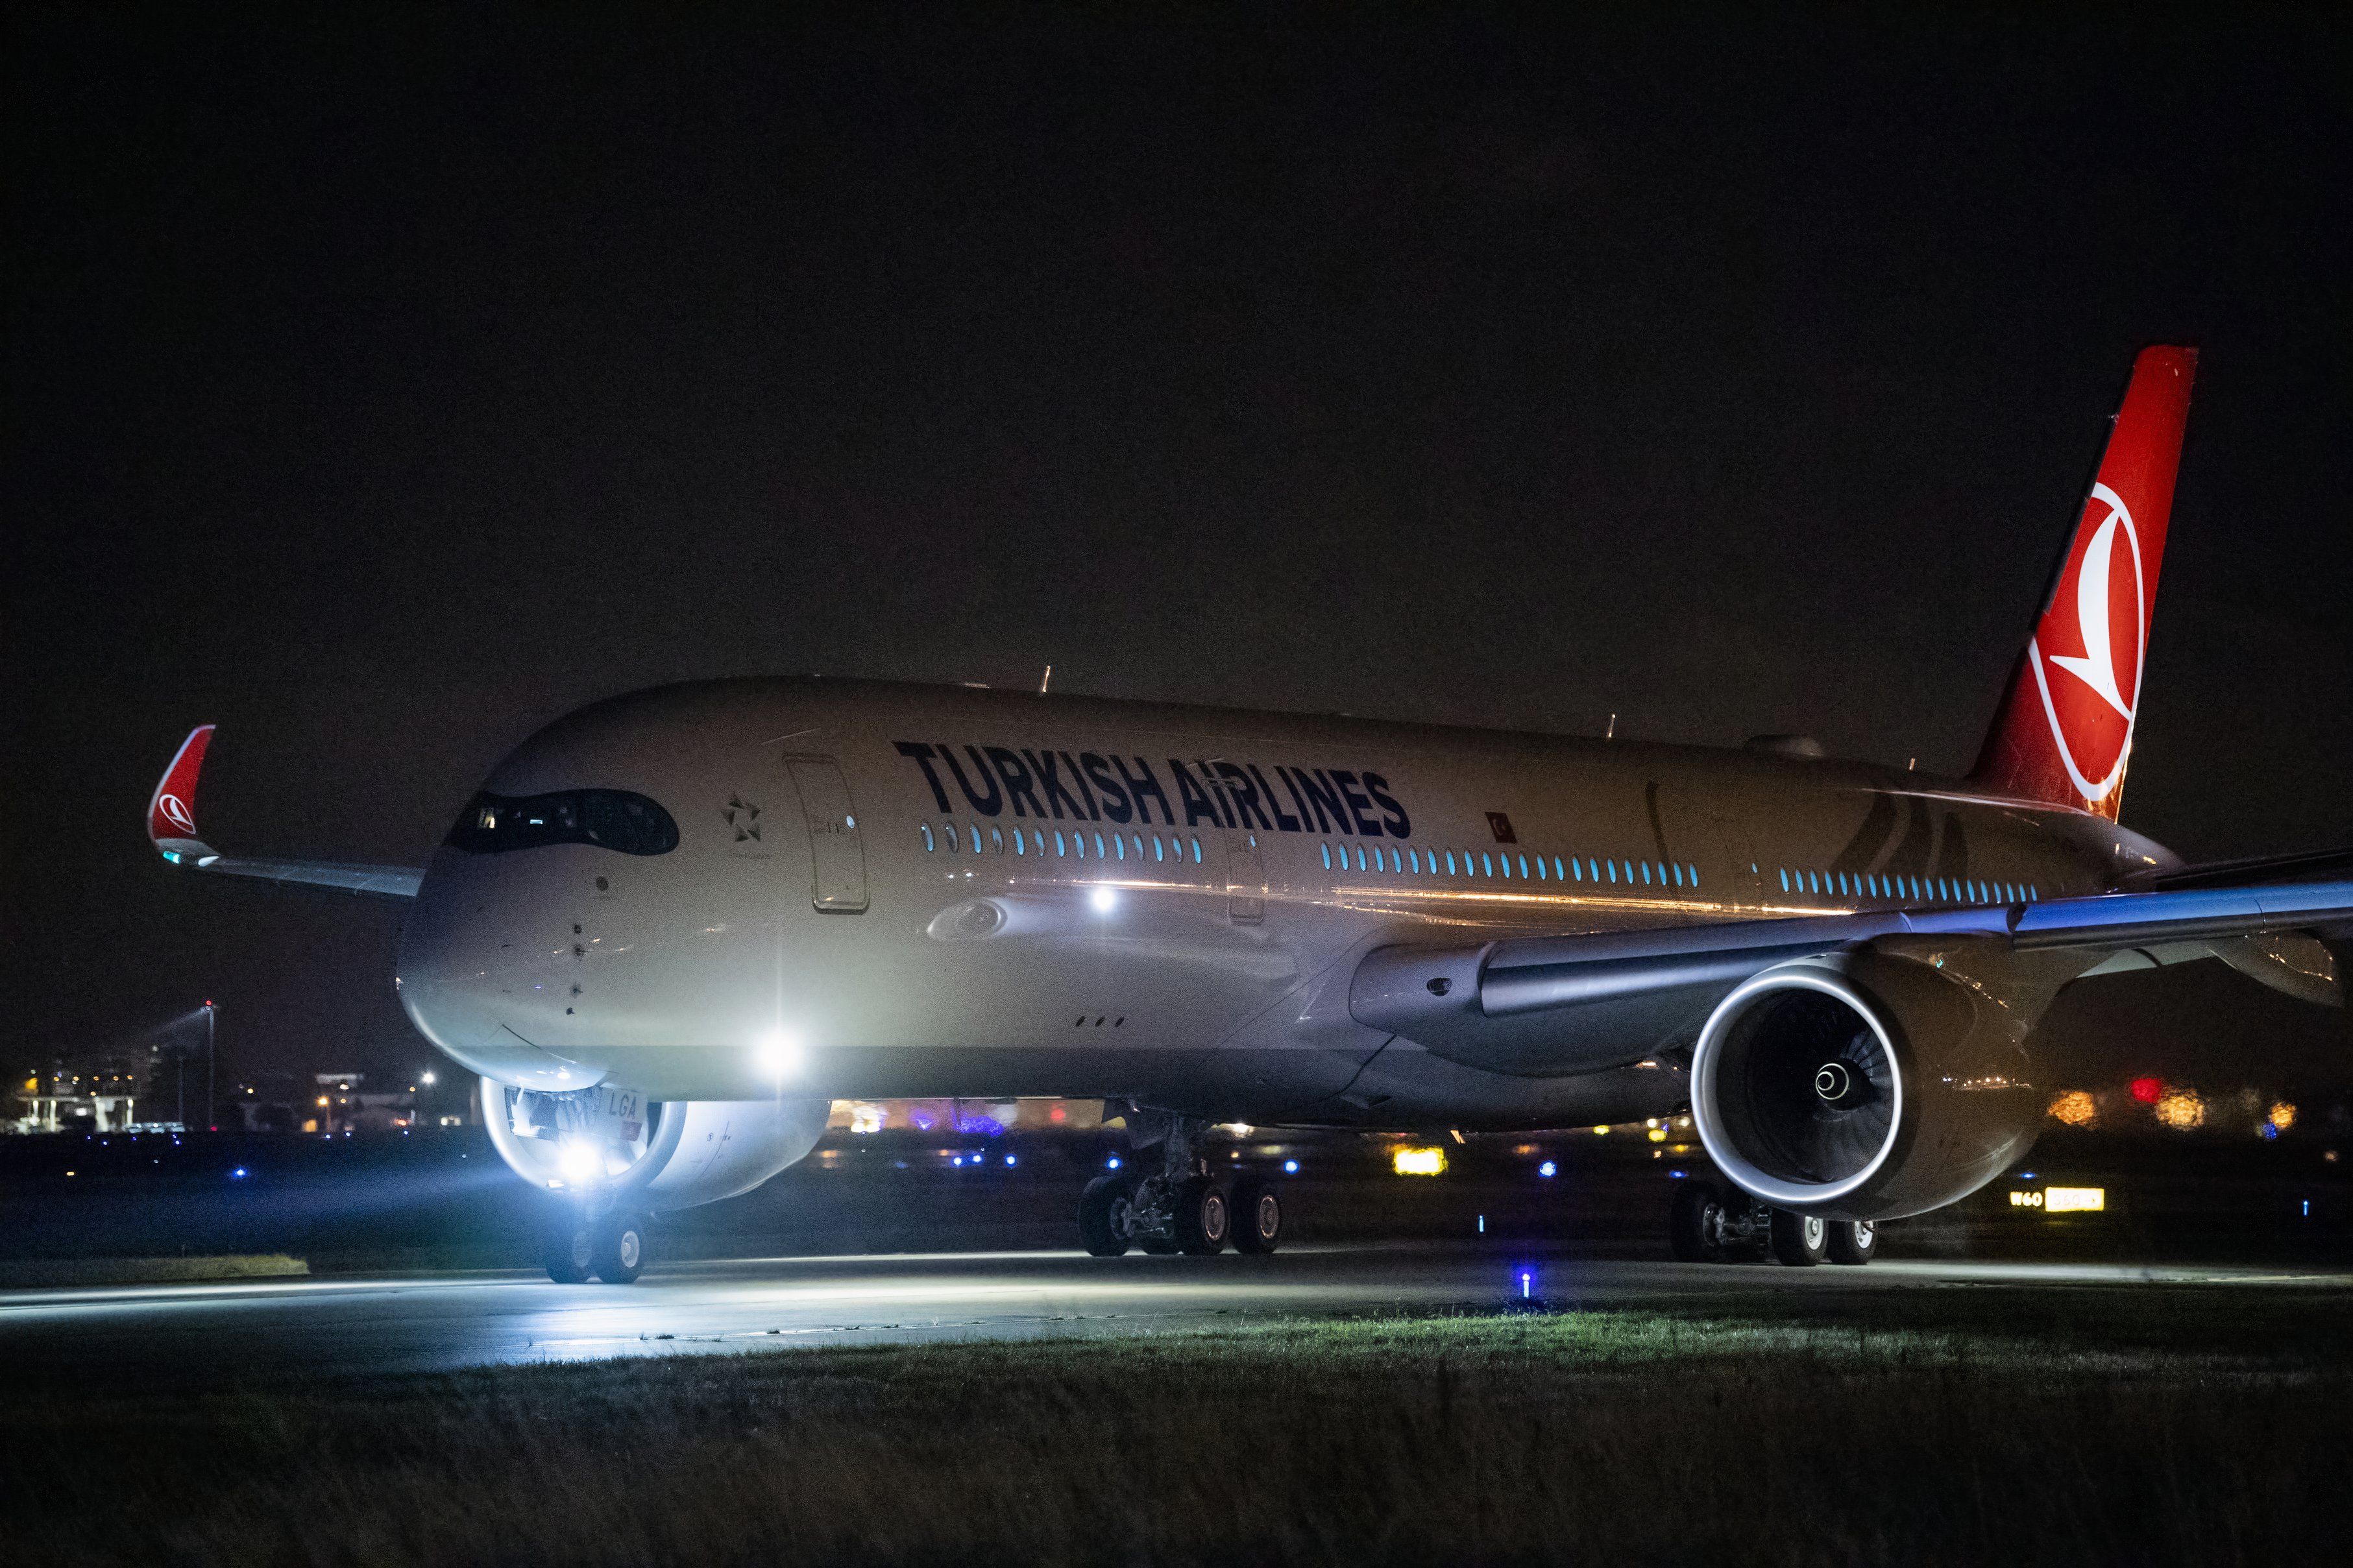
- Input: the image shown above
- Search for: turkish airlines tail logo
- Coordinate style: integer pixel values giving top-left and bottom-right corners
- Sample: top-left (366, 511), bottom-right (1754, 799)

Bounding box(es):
top-left (1971, 346), bottom-right (2196, 820)
top-left (148, 724), bottom-right (216, 846)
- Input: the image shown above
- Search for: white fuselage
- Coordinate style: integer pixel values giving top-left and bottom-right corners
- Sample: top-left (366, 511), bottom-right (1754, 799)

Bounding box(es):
top-left (395, 678), bottom-right (2167, 1130)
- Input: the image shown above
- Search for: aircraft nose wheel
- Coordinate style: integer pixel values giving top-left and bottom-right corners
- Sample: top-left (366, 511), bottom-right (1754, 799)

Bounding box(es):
top-left (543, 1216), bottom-right (596, 1283)
top-left (593, 1212), bottom-right (648, 1283)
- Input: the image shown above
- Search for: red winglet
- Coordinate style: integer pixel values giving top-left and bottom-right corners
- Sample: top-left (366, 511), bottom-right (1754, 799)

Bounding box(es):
top-left (1969, 346), bottom-right (2197, 820)
top-left (149, 725), bottom-right (217, 852)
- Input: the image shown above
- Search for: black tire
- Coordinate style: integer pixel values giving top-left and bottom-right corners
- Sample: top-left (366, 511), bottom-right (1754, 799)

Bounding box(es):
top-left (1230, 1176), bottom-right (1283, 1254)
top-left (592, 1212), bottom-right (648, 1283)
top-left (1669, 1180), bottom-right (1726, 1262)
top-left (1174, 1175), bottom-right (1231, 1255)
top-left (1078, 1174), bottom-right (1135, 1257)
top-left (1769, 1208), bottom-right (1829, 1267)
top-left (1827, 1218), bottom-right (1879, 1266)
top-left (543, 1217), bottom-right (594, 1284)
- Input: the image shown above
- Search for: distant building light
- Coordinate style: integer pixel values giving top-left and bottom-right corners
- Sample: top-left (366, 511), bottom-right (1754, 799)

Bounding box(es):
top-left (2269, 1100), bottom-right (2297, 1132)
top-left (2154, 1089), bottom-right (2205, 1131)
top-left (2128, 1076), bottom-right (2165, 1105)
top-left (1393, 1146), bottom-right (1447, 1177)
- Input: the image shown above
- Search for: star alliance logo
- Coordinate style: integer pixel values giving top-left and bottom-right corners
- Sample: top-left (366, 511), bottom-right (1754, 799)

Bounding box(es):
top-left (721, 794), bottom-right (762, 843)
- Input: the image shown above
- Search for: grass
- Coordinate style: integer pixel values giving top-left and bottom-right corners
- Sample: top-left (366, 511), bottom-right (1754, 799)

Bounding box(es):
top-left (5, 1289), bottom-right (2348, 1567)
top-left (0, 1253), bottom-right (309, 1289)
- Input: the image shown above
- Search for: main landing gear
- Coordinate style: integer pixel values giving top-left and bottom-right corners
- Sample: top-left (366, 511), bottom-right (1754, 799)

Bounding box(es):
top-left (1079, 1116), bottom-right (1285, 1257)
top-left (1668, 1179), bottom-right (1877, 1266)
top-left (544, 1203), bottom-right (650, 1283)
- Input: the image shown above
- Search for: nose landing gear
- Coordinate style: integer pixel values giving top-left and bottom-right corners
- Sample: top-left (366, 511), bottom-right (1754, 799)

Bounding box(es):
top-left (1075, 1116), bottom-right (1284, 1257)
top-left (543, 1203), bottom-right (650, 1283)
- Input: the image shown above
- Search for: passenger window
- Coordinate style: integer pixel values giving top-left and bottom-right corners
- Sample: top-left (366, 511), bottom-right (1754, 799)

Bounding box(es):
top-left (1152, 836), bottom-right (1165, 862)
top-left (1013, 830), bottom-right (1025, 856)
top-left (1689, 863), bottom-right (1700, 888)
top-left (1054, 831), bottom-right (1067, 857)
top-left (1498, 854), bottom-right (1510, 880)
top-left (920, 823), bottom-right (934, 852)
top-left (991, 826), bottom-right (1004, 854)
top-left (1443, 850), bottom-right (1455, 874)
top-left (1321, 843), bottom-right (1332, 870)
top-left (1114, 834), bottom-right (1125, 861)
top-left (1408, 848), bottom-right (1419, 873)
top-left (1535, 856), bottom-right (1546, 881)
top-left (1094, 832), bottom-right (1106, 859)
top-left (1191, 836), bottom-right (1202, 864)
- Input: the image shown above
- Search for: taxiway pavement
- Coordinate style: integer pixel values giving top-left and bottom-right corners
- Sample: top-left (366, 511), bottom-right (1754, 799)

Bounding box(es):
top-left (8, 1244), bottom-right (2350, 1393)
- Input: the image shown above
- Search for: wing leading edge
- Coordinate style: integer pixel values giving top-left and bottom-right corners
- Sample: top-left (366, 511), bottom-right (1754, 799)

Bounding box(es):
top-left (1352, 877), bottom-right (2353, 1077)
top-left (146, 725), bottom-right (423, 902)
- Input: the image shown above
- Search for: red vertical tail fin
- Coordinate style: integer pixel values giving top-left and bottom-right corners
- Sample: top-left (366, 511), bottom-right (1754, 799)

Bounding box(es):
top-left (1968, 345), bottom-right (2197, 820)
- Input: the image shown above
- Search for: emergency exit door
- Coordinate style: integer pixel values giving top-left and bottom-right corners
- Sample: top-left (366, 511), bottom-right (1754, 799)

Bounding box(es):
top-left (787, 758), bottom-right (868, 913)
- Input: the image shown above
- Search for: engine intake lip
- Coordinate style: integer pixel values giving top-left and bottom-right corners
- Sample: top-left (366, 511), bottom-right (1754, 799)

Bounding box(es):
top-left (1692, 964), bottom-right (1905, 1208)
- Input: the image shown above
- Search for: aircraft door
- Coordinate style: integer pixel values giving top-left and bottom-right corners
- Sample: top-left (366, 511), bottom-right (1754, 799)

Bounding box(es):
top-left (786, 757), bottom-right (868, 913)
top-left (1226, 830), bottom-right (1265, 924)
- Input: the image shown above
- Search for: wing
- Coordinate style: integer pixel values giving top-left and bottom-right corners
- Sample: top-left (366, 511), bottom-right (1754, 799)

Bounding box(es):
top-left (147, 725), bottom-right (424, 901)
top-left (1350, 876), bottom-right (2352, 1077)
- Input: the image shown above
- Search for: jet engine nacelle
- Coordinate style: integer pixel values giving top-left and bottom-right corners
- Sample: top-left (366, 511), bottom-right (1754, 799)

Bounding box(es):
top-left (1690, 949), bottom-right (2041, 1222)
top-left (480, 1079), bottom-right (831, 1212)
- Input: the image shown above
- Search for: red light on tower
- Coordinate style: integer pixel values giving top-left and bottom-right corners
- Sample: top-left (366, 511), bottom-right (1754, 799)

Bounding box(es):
top-left (2128, 1076), bottom-right (2164, 1104)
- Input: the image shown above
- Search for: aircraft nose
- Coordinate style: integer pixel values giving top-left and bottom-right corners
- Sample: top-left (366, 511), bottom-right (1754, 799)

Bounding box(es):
top-left (398, 852), bottom-right (603, 1091)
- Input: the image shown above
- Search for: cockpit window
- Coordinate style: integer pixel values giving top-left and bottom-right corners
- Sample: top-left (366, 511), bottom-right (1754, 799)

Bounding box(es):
top-left (445, 790), bottom-right (679, 856)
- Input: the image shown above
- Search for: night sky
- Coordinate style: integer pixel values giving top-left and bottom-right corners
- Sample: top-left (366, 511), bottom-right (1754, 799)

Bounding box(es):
top-left (8, 9), bottom-right (2350, 1089)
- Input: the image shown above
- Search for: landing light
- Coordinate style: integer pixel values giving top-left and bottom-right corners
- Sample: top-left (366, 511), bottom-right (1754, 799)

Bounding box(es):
top-left (1284, 1159), bottom-right (1299, 1174)
top-left (1538, 1161), bottom-right (1557, 1178)
top-left (756, 1028), bottom-right (804, 1080)
top-left (557, 1139), bottom-right (603, 1185)
top-left (1088, 887), bottom-right (1118, 914)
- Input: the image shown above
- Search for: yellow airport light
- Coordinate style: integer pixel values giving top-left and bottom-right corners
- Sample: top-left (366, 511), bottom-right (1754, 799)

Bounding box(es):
top-left (2008, 1186), bottom-right (2105, 1213)
top-left (1392, 1146), bottom-right (1447, 1176)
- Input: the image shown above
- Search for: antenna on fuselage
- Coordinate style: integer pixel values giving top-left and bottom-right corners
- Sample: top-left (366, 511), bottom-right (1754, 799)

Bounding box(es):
top-left (1606, 712), bottom-right (1617, 740)
top-left (1040, 665), bottom-right (1053, 694)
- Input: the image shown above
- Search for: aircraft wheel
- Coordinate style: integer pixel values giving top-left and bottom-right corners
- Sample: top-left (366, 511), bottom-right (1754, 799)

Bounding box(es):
top-left (1230, 1176), bottom-right (1283, 1255)
top-left (1827, 1218), bottom-right (1879, 1266)
top-left (1669, 1179), bottom-right (1727, 1262)
top-left (1174, 1176), bottom-right (1230, 1255)
top-left (1078, 1174), bottom-right (1136, 1257)
top-left (592, 1212), bottom-right (649, 1283)
top-left (1769, 1208), bottom-right (1829, 1267)
top-left (543, 1216), bottom-right (595, 1284)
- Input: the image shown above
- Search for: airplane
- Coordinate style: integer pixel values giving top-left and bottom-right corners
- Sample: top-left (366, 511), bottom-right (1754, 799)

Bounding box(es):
top-left (145, 344), bottom-right (2352, 1283)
